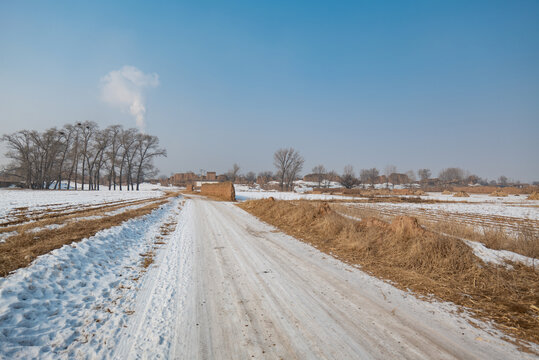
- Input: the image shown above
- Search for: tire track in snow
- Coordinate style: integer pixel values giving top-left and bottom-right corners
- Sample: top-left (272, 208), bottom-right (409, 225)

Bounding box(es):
top-left (115, 200), bottom-right (194, 359)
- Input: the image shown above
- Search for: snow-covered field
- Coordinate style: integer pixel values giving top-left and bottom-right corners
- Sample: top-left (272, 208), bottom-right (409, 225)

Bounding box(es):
top-left (0, 198), bottom-right (182, 358)
top-left (358, 200), bottom-right (538, 221)
top-left (235, 190), bottom-right (359, 201)
top-left (420, 192), bottom-right (537, 204)
top-left (235, 186), bottom-right (539, 221)
top-left (0, 184), bottom-right (171, 226)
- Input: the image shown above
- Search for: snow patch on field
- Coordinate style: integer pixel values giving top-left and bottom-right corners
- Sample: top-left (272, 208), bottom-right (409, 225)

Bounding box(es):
top-left (28, 224), bottom-right (65, 233)
top-left (0, 231), bottom-right (18, 243)
top-left (464, 240), bottom-right (538, 268)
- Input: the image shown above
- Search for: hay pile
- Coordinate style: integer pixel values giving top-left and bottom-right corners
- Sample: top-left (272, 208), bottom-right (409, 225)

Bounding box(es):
top-left (489, 190), bottom-right (508, 197)
top-left (442, 190), bottom-right (452, 195)
top-left (200, 182), bottom-right (235, 201)
top-left (528, 192), bottom-right (539, 200)
top-left (453, 191), bottom-right (469, 197)
top-left (414, 190), bottom-right (426, 196)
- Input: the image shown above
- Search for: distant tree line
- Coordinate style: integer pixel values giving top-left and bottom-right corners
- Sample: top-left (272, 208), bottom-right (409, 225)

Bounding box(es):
top-left (1, 121), bottom-right (166, 190)
top-left (173, 148), bottom-right (532, 192)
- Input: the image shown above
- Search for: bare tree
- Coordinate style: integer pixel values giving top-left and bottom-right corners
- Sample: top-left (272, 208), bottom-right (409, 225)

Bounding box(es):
top-left (384, 164), bottom-right (396, 189)
top-left (227, 163), bottom-right (241, 183)
top-left (105, 125), bottom-right (122, 190)
top-left (134, 134), bottom-right (167, 190)
top-left (498, 175), bottom-right (508, 187)
top-left (245, 171), bottom-right (256, 184)
top-left (340, 165), bottom-right (358, 189)
top-left (28, 128), bottom-right (64, 189)
top-left (1, 130), bottom-right (34, 188)
top-left (360, 168), bottom-right (379, 188)
top-left (326, 170), bottom-right (339, 188)
top-left (66, 123), bottom-right (82, 190)
top-left (439, 167), bottom-right (465, 182)
top-left (273, 148), bottom-right (304, 191)
top-left (256, 171), bottom-right (273, 185)
top-left (417, 168), bottom-right (431, 181)
top-left (312, 165), bottom-right (327, 188)
top-left (53, 127), bottom-right (74, 189)
top-left (405, 170), bottom-right (416, 187)
top-left (79, 121), bottom-right (97, 190)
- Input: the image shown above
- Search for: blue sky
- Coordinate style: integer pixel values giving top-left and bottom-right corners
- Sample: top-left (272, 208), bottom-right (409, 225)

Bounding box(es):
top-left (1, 1), bottom-right (538, 181)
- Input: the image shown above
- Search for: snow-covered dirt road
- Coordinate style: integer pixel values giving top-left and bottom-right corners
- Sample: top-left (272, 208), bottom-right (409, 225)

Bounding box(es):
top-left (1, 196), bottom-right (535, 359)
top-left (147, 197), bottom-right (534, 359)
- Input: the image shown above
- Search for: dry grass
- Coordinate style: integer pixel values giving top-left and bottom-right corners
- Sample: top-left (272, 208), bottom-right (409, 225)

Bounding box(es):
top-left (140, 251), bottom-right (155, 268)
top-left (238, 199), bottom-right (539, 350)
top-left (452, 186), bottom-right (538, 195)
top-left (333, 204), bottom-right (539, 259)
top-left (432, 222), bottom-right (539, 260)
top-left (490, 190), bottom-right (509, 197)
top-left (0, 199), bottom-right (170, 277)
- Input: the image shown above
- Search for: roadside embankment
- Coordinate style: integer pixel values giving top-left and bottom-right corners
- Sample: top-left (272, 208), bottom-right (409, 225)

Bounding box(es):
top-left (238, 199), bottom-right (539, 351)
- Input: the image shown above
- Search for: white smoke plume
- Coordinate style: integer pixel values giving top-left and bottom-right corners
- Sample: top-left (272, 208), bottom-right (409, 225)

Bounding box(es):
top-left (100, 66), bottom-right (159, 130)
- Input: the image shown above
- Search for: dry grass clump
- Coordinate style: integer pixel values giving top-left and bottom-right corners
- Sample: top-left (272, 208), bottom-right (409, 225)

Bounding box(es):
top-left (442, 190), bottom-right (452, 195)
top-left (453, 191), bottom-right (470, 197)
top-left (490, 190), bottom-right (509, 197)
top-left (140, 251), bottom-right (155, 268)
top-left (238, 199), bottom-right (539, 349)
top-left (528, 192), bottom-right (539, 200)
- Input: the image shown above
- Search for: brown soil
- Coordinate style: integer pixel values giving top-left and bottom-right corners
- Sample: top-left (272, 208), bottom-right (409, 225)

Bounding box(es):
top-left (238, 199), bottom-right (539, 350)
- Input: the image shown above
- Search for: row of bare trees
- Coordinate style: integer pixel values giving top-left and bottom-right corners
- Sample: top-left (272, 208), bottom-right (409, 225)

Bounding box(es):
top-left (1, 122), bottom-right (166, 190)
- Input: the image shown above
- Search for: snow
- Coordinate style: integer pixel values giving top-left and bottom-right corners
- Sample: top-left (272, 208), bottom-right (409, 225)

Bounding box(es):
top-left (0, 192), bottom-right (536, 358)
top-left (0, 197), bottom-right (181, 359)
top-left (356, 201), bottom-right (539, 220)
top-left (0, 231), bottom-right (17, 244)
top-left (235, 190), bottom-right (358, 201)
top-left (234, 185), bottom-right (361, 201)
top-left (421, 192), bottom-right (538, 204)
top-left (464, 239), bottom-right (538, 268)
top-left (0, 184), bottom-right (170, 225)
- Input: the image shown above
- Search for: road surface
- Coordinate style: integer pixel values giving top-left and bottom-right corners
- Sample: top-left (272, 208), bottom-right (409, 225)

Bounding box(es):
top-left (115, 197), bottom-right (533, 359)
